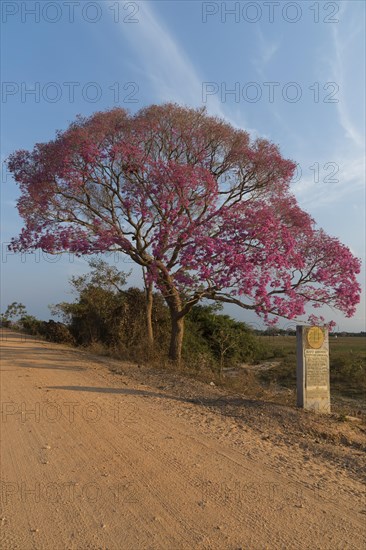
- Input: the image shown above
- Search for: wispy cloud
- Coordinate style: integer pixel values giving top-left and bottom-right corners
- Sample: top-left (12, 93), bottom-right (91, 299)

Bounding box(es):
top-left (252, 29), bottom-right (279, 77)
top-left (295, 4), bottom-right (365, 209)
top-left (292, 153), bottom-right (365, 209)
top-left (119, 2), bottom-right (253, 131)
top-left (119, 2), bottom-right (364, 211)
top-left (121, 4), bottom-right (220, 113)
top-left (331, 24), bottom-right (365, 149)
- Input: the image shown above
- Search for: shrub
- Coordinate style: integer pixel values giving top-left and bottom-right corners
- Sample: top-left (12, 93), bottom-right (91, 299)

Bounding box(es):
top-left (39, 320), bottom-right (75, 344)
top-left (183, 305), bottom-right (268, 374)
top-left (20, 315), bottom-right (44, 335)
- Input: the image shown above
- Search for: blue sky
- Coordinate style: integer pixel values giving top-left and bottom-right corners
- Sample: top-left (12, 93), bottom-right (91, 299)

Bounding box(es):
top-left (1, 0), bottom-right (365, 331)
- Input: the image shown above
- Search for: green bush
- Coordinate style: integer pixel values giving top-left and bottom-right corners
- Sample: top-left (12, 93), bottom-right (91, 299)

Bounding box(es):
top-left (183, 305), bottom-right (268, 374)
top-left (53, 283), bottom-right (170, 362)
top-left (39, 320), bottom-right (75, 344)
top-left (330, 354), bottom-right (366, 397)
top-left (20, 315), bottom-right (44, 335)
top-left (19, 315), bottom-right (74, 345)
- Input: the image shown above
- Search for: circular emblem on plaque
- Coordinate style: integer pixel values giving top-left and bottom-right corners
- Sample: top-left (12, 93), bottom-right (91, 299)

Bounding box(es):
top-left (307, 326), bottom-right (324, 349)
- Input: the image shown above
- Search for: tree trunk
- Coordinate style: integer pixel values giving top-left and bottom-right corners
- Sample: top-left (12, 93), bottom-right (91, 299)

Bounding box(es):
top-left (146, 282), bottom-right (154, 348)
top-left (156, 268), bottom-right (187, 365)
top-left (143, 268), bottom-right (154, 348)
top-left (169, 314), bottom-right (184, 365)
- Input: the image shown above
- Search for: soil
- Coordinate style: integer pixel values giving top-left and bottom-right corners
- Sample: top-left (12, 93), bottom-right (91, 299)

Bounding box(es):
top-left (1, 329), bottom-right (365, 549)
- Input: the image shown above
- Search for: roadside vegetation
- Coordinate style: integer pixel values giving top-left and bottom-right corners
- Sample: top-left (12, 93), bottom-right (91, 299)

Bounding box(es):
top-left (1, 261), bottom-right (365, 410)
top-left (257, 335), bottom-right (366, 401)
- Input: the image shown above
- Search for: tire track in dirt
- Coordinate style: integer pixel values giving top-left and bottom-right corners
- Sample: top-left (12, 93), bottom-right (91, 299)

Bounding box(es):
top-left (1, 330), bottom-right (365, 550)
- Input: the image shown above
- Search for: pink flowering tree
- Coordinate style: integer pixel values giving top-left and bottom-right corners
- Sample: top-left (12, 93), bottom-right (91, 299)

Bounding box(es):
top-left (7, 104), bottom-right (361, 363)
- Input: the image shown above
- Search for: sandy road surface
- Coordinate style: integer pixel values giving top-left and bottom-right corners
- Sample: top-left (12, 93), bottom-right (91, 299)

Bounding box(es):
top-left (0, 330), bottom-right (365, 549)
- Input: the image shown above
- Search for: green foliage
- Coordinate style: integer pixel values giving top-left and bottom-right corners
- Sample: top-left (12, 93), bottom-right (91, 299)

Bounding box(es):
top-left (51, 260), bottom-right (128, 345)
top-left (54, 286), bottom-right (124, 345)
top-left (0, 316), bottom-right (11, 328)
top-left (330, 352), bottom-right (366, 398)
top-left (19, 315), bottom-right (44, 335)
top-left (40, 321), bottom-right (75, 344)
top-left (183, 305), bottom-right (268, 373)
top-left (70, 259), bottom-right (129, 295)
top-left (52, 261), bottom-right (170, 361)
top-left (18, 314), bottom-right (74, 344)
top-left (51, 262), bottom-right (266, 370)
top-left (1, 302), bottom-right (27, 324)
top-left (259, 335), bottom-right (366, 398)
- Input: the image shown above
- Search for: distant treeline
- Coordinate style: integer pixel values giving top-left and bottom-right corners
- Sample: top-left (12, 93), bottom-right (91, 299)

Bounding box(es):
top-left (260, 329), bottom-right (366, 337)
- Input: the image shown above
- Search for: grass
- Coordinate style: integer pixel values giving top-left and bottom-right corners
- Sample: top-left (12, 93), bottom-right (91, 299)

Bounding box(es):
top-left (80, 334), bottom-right (366, 412)
top-left (257, 336), bottom-right (366, 401)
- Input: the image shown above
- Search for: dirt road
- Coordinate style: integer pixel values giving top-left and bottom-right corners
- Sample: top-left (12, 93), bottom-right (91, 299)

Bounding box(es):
top-left (1, 330), bottom-right (365, 549)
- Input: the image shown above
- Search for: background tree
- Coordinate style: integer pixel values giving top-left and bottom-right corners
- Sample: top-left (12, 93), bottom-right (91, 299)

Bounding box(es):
top-left (8, 104), bottom-right (361, 364)
top-left (51, 260), bottom-right (169, 357)
top-left (1, 302), bottom-right (27, 325)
